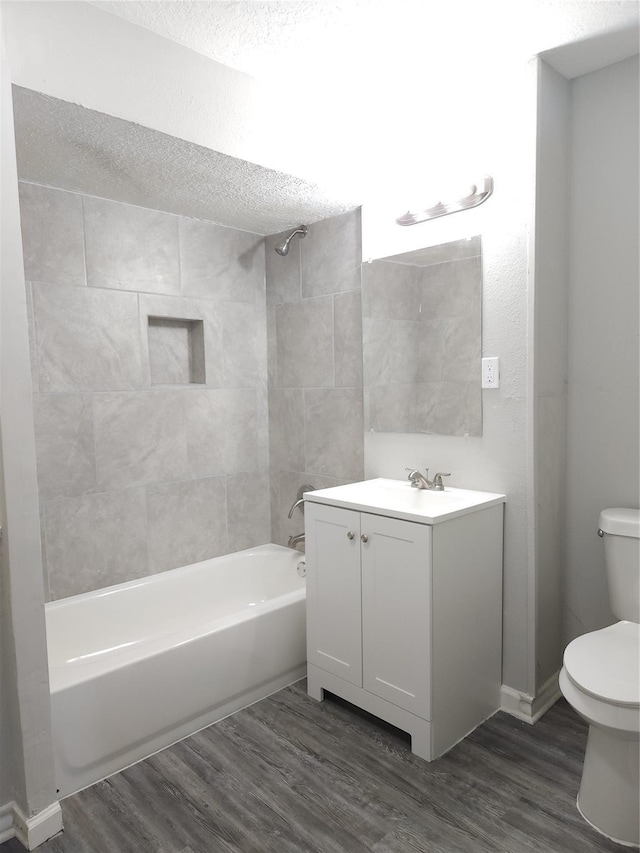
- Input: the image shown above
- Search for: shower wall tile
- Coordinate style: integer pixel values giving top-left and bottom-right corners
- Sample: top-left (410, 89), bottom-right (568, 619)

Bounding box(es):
top-left (83, 196), bottom-right (180, 294)
top-left (185, 389), bottom-right (258, 478)
top-left (304, 388), bottom-right (364, 480)
top-left (334, 290), bottom-right (363, 388)
top-left (22, 190), bottom-right (272, 598)
top-left (266, 303), bottom-right (278, 387)
top-left (266, 210), bottom-right (365, 545)
top-left (147, 476), bottom-right (228, 572)
top-left (179, 218), bottom-right (265, 303)
top-left (32, 393), bottom-right (96, 501)
top-left (33, 282), bottom-right (142, 392)
top-left (44, 488), bottom-right (148, 599)
top-left (301, 209), bottom-right (361, 298)
top-left (138, 293), bottom-right (224, 388)
top-left (276, 297), bottom-right (334, 388)
top-left (268, 388), bottom-right (305, 473)
top-left (226, 470), bottom-right (271, 553)
top-left (94, 391), bottom-right (188, 490)
top-left (25, 282), bottom-right (39, 393)
top-left (18, 183), bottom-right (86, 287)
top-left (219, 301), bottom-right (268, 388)
top-left (270, 470), bottom-right (349, 549)
top-left (265, 231), bottom-right (301, 305)
top-left (256, 385), bottom-right (271, 471)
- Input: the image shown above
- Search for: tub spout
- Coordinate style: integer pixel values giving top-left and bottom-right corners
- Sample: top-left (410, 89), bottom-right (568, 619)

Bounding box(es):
top-left (288, 532), bottom-right (305, 549)
top-left (288, 484), bottom-right (315, 518)
top-left (287, 497), bottom-right (305, 518)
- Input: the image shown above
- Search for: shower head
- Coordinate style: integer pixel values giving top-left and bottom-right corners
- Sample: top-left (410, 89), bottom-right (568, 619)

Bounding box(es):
top-left (274, 225), bottom-right (308, 256)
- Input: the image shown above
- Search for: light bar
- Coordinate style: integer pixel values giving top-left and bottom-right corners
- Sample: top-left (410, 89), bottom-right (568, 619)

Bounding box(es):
top-left (396, 175), bottom-right (493, 226)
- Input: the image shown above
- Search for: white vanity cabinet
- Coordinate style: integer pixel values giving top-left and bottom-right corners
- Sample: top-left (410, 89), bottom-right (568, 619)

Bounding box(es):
top-left (304, 479), bottom-right (505, 762)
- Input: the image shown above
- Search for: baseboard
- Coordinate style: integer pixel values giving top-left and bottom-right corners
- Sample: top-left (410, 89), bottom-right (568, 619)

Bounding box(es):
top-left (12, 801), bottom-right (63, 850)
top-left (501, 670), bottom-right (561, 724)
top-left (0, 801), bottom-right (14, 844)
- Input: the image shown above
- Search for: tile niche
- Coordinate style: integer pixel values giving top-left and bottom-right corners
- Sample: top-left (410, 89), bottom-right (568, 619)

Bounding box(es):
top-left (147, 316), bottom-right (206, 385)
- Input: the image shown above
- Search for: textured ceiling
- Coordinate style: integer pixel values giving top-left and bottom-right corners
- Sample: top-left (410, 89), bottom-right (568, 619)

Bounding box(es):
top-left (14, 1), bottom-right (640, 234)
top-left (13, 87), bottom-right (358, 235)
top-left (89, 1), bottom-right (362, 79)
top-left (88, 0), bottom-right (640, 80)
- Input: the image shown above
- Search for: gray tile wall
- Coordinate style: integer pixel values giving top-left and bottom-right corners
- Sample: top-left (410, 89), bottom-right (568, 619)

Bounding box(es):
top-left (266, 210), bottom-right (365, 547)
top-left (362, 255), bottom-right (482, 436)
top-left (19, 183), bottom-right (270, 599)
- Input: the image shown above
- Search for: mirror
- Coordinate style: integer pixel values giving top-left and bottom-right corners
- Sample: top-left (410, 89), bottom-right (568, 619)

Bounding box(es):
top-left (362, 236), bottom-right (483, 436)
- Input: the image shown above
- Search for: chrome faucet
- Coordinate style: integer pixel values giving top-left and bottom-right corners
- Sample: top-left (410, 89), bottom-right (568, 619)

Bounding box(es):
top-left (288, 532), bottom-right (305, 549)
top-left (405, 467), bottom-right (451, 491)
top-left (287, 484), bottom-right (315, 518)
top-left (287, 498), bottom-right (304, 517)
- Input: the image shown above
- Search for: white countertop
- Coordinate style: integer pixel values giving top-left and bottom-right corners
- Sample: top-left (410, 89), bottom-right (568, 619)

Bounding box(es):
top-left (304, 478), bottom-right (506, 525)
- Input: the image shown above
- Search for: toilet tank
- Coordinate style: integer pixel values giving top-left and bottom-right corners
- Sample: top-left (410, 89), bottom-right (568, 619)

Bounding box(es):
top-left (599, 508), bottom-right (640, 622)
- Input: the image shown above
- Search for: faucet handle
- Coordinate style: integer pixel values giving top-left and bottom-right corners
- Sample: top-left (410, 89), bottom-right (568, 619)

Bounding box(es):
top-left (432, 472), bottom-right (450, 490)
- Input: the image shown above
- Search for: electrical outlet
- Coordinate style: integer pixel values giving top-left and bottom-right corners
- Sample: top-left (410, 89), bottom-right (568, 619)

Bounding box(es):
top-left (482, 357), bottom-right (500, 389)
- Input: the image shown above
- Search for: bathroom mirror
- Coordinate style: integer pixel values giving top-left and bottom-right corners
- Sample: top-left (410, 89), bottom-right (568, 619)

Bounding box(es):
top-left (362, 236), bottom-right (483, 436)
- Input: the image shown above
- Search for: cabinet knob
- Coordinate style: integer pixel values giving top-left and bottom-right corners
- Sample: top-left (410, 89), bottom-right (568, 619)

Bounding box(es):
top-left (361, 534), bottom-right (369, 543)
top-left (347, 531), bottom-right (355, 540)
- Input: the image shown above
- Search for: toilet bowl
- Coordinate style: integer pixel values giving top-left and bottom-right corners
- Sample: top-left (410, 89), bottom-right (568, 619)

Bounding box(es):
top-left (559, 508), bottom-right (640, 848)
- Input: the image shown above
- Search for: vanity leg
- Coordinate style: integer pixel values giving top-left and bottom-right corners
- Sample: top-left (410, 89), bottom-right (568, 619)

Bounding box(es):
top-left (409, 718), bottom-right (433, 762)
top-left (306, 666), bottom-right (325, 702)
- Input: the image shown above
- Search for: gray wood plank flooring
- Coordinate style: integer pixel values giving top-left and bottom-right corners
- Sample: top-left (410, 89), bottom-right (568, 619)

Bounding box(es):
top-left (1, 682), bottom-right (627, 852)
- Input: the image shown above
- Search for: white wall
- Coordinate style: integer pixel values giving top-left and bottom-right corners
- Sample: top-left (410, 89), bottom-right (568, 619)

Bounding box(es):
top-left (564, 55), bottom-right (640, 643)
top-left (0, 19), bottom-right (61, 843)
top-left (532, 61), bottom-right (570, 691)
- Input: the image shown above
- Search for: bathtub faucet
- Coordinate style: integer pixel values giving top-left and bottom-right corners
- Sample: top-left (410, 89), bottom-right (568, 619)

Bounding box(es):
top-left (288, 484), bottom-right (315, 518)
top-left (288, 532), bottom-right (305, 549)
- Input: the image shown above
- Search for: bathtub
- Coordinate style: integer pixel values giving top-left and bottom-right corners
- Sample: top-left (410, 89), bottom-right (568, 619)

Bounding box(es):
top-left (46, 544), bottom-right (306, 798)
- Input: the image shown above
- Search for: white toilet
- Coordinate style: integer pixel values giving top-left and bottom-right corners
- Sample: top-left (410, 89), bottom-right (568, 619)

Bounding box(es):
top-left (559, 507), bottom-right (640, 848)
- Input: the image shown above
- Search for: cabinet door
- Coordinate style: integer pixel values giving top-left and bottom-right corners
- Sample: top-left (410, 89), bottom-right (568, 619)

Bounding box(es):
top-left (305, 502), bottom-right (363, 686)
top-left (361, 513), bottom-right (431, 717)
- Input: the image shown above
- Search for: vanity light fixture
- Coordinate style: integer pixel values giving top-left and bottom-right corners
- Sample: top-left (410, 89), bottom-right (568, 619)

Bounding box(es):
top-left (396, 175), bottom-right (493, 226)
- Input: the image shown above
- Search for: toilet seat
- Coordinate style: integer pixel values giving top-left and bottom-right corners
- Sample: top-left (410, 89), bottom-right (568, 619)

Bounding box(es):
top-left (563, 621), bottom-right (640, 706)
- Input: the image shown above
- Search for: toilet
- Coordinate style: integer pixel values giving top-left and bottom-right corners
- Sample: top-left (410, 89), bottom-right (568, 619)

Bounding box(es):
top-left (559, 507), bottom-right (640, 848)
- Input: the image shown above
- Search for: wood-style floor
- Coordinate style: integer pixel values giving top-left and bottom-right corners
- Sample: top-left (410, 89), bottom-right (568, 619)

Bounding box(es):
top-left (1, 682), bottom-right (626, 852)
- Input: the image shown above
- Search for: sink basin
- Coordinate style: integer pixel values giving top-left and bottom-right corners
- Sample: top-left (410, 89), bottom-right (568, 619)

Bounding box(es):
top-left (304, 478), bottom-right (505, 524)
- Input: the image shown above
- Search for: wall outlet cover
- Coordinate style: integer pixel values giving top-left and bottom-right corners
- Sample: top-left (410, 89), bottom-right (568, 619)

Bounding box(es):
top-left (482, 357), bottom-right (500, 389)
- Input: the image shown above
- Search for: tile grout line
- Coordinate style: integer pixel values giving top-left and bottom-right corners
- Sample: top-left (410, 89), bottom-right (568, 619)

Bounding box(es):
top-left (80, 195), bottom-right (89, 287)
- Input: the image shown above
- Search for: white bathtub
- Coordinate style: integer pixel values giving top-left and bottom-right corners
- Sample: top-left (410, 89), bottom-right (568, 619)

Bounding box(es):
top-left (46, 544), bottom-right (306, 798)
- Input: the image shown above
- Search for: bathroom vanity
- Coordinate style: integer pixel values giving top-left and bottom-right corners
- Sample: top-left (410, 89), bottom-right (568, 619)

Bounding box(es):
top-left (304, 479), bottom-right (506, 761)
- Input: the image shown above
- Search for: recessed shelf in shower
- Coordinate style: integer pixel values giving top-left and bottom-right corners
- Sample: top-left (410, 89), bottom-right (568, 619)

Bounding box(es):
top-left (147, 316), bottom-right (206, 385)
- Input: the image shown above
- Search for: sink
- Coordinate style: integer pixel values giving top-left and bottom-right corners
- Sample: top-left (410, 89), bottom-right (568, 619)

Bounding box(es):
top-left (304, 478), bottom-right (506, 525)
